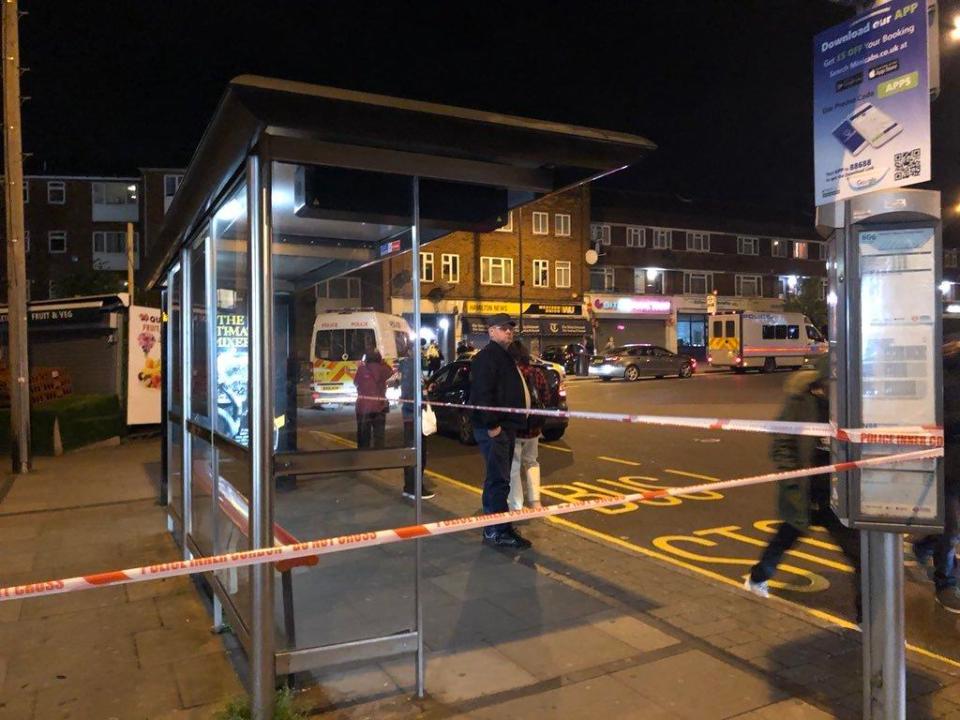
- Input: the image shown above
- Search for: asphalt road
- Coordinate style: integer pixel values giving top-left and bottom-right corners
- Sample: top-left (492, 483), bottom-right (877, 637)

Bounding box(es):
top-left (296, 368), bottom-right (960, 668)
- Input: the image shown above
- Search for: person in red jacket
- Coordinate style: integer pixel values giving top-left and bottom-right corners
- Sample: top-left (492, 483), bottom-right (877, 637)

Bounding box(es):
top-left (354, 349), bottom-right (395, 449)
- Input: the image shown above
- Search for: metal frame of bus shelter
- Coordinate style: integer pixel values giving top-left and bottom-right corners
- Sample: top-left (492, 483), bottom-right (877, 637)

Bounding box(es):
top-left (147, 75), bottom-right (654, 718)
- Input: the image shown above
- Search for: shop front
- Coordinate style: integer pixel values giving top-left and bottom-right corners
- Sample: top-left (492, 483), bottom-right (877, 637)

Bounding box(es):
top-left (586, 294), bottom-right (674, 351)
top-left (460, 301), bottom-right (587, 355)
top-left (675, 295), bottom-right (784, 359)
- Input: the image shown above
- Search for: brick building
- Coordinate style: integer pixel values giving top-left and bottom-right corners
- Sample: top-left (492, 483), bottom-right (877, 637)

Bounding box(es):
top-left (0, 170), bottom-right (184, 303)
top-left (382, 187), bottom-right (592, 357)
top-left (588, 190), bottom-right (827, 359)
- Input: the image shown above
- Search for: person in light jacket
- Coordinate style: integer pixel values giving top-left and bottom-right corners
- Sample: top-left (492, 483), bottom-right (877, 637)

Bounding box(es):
top-left (507, 340), bottom-right (550, 511)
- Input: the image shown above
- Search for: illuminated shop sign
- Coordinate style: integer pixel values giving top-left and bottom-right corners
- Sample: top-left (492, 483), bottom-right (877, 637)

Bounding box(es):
top-left (591, 296), bottom-right (672, 314)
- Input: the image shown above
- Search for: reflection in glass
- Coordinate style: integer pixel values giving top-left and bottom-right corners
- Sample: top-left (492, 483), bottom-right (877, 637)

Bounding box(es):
top-left (190, 231), bottom-right (211, 424)
top-left (168, 265), bottom-right (183, 520)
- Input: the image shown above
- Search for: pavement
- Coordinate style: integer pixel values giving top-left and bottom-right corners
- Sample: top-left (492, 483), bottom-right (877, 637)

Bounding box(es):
top-left (3, 437), bottom-right (960, 719)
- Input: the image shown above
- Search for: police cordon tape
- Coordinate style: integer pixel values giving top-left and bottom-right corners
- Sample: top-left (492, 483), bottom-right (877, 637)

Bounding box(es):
top-left (0, 447), bottom-right (941, 603)
top-left (348, 395), bottom-right (944, 447)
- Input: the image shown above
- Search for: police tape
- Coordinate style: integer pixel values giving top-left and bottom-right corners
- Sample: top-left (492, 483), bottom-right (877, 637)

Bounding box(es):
top-left (349, 395), bottom-right (943, 447)
top-left (0, 446), bottom-right (941, 603)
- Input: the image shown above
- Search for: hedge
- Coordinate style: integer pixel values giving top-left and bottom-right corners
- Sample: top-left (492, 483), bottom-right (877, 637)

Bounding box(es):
top-left (0, 394), bottom-right (123, 455)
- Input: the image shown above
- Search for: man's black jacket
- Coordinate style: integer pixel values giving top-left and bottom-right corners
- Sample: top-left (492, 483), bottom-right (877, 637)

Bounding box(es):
top-left (469, 340), bottom-right (527, 431)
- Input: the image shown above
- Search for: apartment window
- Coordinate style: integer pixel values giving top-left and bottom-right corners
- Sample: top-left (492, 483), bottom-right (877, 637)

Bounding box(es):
top-left (771, 239), bottom-right (788, 257)
top-left (532, 211), bottom-right (549, 235)
top-left (626, 226), bottom-right (645, 248)
top-left (735, 274), bottom-right (762, 297)
top-left (810, 242), bottom-right (826, 261)
top-left (480, 256), bottom-right (514, 286)
top-left (591, 223), bottom-right (611, 246)
top-left (945, 249), bottom-right (959, 268)
top-left (686, 232), bottom-right (710, 252)
top-left (92, 181), bottom-right (137, 206)
top-left (48, 230), bottom-right (67, 253)
top-left (683, 271), bottom-right (712, 294)
top-left (419, 252), bottom-right (434, 282)
top-left (633, 268), bottom-right (646, 294)
top-left (163, 174), bottom-right (183, 213)
top-left (555, 260), bottom-right (571, 288)
top-left (47, 181), bottom-right (65, 204)
top-left (49, 280), bottom-right (58, 299)
top-left (93, 230), bottom-right (138, 254)
top-left (494, 211), bottom-right (513, 232)
top-left (737, 236), bottom-right (759, 255)
top-left (590, 267), bottom-right (615, 292)
top-left (793, 241), bottom-right (809, 260)
top-left (533, 259), bottom-right (549, 287)
top-left (440, 253), bottom-right (459, 283)
top-left (652, 228), bottom-right (672, 249)
top-left (555, 213), bottom-right (571, 237)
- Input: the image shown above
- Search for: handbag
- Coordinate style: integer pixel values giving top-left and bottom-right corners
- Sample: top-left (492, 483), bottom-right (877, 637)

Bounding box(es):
top-left (422, 404), bottom-right (438, 436)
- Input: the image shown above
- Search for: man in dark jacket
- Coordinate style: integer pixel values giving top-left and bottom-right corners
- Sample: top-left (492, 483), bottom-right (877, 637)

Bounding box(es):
top-left (912, 336), bottom-right (960, 612)
top-left (745, 355), bottom-right (861, 615)
top-left (470, 313), bottom-right (531, 549)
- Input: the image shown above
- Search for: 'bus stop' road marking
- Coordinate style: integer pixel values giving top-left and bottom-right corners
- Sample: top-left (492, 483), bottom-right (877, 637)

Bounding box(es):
top-left (308, 428), bottom-right (960, 670)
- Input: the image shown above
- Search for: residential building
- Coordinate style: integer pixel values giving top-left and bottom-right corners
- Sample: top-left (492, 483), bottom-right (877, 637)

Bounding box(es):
top-left (588, 190), bottom-right (827, 359)
top-left (382, 187), bottom-right (591, 357)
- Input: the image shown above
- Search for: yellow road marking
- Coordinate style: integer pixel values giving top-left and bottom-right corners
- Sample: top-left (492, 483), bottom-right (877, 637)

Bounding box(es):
top-left (598, 456), bottom-right (642, 466)
top-left (665, 468), bottom-right (721, 482)
top-left (541, 444), bottom-right (573, 453)
top-left (422, 468), bottom-right (960, 671)
top-left (299, 437), bottom-right (960, 671)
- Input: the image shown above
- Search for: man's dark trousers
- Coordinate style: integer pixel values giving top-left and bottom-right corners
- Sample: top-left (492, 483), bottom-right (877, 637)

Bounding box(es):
top-left (475, 427), bottom-right (516, 534)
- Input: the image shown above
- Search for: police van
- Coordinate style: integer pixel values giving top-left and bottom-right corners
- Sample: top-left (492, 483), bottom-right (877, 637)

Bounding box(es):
top-left (310, 310), bottom-right (413, 404)
top-left (707, 311), bottom-right (826, 373)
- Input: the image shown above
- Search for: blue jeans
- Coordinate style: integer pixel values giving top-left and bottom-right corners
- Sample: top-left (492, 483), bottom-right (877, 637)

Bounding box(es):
top-left (914, 483), bottom-right (959, 589)
top-left (475, 427), bottom-right (516, 535)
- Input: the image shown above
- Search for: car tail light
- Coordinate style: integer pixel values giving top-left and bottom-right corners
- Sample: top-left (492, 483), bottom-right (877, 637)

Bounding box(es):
top-left (706, 355), bottom-right (713, 364)
top-left (690, 359), bottom-right (697, 368)
top-left (312, 392), bottom-right (320, 402)
top-left (735, 357), bottom-right (743, 364)
top-left (559, 382), bottom-right (567, 398)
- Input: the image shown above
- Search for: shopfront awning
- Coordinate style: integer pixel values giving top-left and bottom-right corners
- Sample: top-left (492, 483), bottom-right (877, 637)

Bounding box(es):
top-left (147, 75), bottom-right (656, 290)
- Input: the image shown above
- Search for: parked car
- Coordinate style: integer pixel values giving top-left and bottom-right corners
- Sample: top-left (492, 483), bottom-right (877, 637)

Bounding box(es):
top-left (588, 344), bottom-right (696, 382)
top-left (541, 343), bottom-right (585, 374)
top-left (426, 359), bottom-right (568, 444)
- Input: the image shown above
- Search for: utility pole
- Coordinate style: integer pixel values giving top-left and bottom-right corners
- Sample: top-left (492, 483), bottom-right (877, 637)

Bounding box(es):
top-left (3, 0), bottom-right (30, 474)
top-left (126, 221), bottom-right (135, 305)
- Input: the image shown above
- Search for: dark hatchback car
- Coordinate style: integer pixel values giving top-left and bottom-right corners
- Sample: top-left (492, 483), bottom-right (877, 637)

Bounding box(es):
top-left (540, 343), bottom-right (585, 374)
top-left (426, 359), bottom-right (568, 444)
top-left (589, 344), bottom-right (696, 382)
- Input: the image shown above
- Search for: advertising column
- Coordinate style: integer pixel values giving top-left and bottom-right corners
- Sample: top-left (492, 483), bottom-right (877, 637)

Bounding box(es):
top-left (127, 306), bottom-right (163, 425)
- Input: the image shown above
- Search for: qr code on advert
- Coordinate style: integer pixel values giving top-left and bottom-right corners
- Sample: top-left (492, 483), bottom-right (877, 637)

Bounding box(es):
top-left (894, 148), bottom-right (921, 181)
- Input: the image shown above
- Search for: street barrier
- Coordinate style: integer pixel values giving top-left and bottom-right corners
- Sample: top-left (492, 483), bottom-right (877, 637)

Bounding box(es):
top-left (349, 395), bottom-right (944, 447)
top-left (0, 446), bottom-right (941, 603)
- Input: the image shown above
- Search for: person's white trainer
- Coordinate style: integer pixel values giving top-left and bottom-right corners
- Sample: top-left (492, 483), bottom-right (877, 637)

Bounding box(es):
top-left (743, 577), bottom-right (770, 599)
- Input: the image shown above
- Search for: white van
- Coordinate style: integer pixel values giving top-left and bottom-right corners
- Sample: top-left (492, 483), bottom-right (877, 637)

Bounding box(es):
top-left (708, 311), bottom-right (826, 373)
top-left (310, 310), bottom-right (413, 404)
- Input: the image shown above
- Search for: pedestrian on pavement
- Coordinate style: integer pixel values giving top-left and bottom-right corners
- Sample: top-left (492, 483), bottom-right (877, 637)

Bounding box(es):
top-left (744, 355), bottom-right (862, 619)
top-left (603, 336), bottom-right (616, 353)
top-left (426, 339), bottom-right (444, 374)
top-left (583, 334), bottom-right (595, 356)
top-left (354, 349), bottom-right (394, 449)
top-left (400, 344), bottom-right (437, 500)
top-left (507, 340), bottom-right (550, 511)
top-left (470, 313), bottom-right (532, 549)
top-left (911, 335), bottom-right (960, 612)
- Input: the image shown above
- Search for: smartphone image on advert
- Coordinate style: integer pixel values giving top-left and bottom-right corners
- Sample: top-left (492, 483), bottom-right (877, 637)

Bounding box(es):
top-left (849, 103), bottom-right (902, 148)
top-left (832, 119), bottom-right (868, 155)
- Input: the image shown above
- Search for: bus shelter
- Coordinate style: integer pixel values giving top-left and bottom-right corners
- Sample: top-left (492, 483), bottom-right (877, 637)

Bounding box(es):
top-left (146, 75), bottom-right (654, 713)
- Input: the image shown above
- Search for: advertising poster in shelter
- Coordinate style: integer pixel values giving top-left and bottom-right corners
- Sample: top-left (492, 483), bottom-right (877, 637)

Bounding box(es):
top-left (216, 309), bottom-right (249, 446)
top-left (127, 305), bottom-right (163, 425)
top-left (813, 0), bottom-right (929, 205)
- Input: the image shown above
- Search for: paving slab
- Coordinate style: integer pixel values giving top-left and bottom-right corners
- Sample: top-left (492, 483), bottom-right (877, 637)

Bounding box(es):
top-left (732, 698), bottom-right (840, 719)
top-left (384, 643), bottom-right (539, 704)
top-left (173, 651), bottom-right (244, 708)
top-left (611, 649), bottom-right (786, 720)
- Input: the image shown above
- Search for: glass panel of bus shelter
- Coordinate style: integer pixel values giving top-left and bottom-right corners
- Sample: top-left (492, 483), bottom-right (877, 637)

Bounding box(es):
top-left (167, 264), bottom-right (183, 524)
top-left (188, 229), bottom-right (215, 557)
top-left (212, 183), bottom-right (252, 626)
top-left (269, 161), bottom-right (419, 652)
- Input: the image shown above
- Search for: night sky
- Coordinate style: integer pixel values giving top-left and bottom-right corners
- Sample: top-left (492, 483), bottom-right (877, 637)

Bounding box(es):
top-left (15, 1), bottom-right (960, 213)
